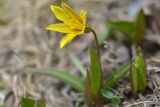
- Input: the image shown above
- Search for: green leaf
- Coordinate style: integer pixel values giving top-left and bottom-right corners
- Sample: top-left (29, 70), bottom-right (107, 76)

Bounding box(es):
top-left (0, 19), bottom-right (9, 26)
top-left (88, 48), bottom-right (102, 100)
top-left (130, 60), bottom-right (138, 96)
top-left (135, 47), bottom-right (147, 92)
top-left (98, 32), bottom-right (110, 45)
top-left (35, 99), bottom-right (45, 107)
top-left (102, 90), bottom-right (121, 107)
top-left (104, 63), bottom-right (130, 89)
top-left (68, 52), bottom-right (86, 77)
top-left (130, 47), bottom-right (147, 96)
top-left (133, 9), bottom-right (145, 45)
top-left (106, 9), bottom-right (145, 45)
top-left (20, 98), bottom-right (45, 107)
top-left (30, 68), bottom-right (84, 92)
top-left (107, 20), bottom-right (133, 37)
top-left (97, 25), bottom-right (115, 45)
top-left (21, 98), bottom-right (35, 107)
top-left (85, 48), bottom-right (102, 105)
top-left (0, 83), bottom-right (5, 91)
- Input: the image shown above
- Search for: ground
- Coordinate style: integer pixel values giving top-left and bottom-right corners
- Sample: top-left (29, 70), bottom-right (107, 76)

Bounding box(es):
top-left (0, 0), bottom-right (160, 107)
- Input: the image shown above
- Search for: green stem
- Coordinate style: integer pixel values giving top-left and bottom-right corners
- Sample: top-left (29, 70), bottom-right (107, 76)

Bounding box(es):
top-left (90, 29), bottom-right (100, 58)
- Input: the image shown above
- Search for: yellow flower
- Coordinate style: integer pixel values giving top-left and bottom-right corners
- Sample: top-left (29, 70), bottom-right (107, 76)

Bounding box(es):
top-left (46, 2), bottom-right (90, 48)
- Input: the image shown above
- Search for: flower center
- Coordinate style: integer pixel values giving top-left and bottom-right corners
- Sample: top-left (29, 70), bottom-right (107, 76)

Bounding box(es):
top-left (68, 18), bottom-right (83, 30)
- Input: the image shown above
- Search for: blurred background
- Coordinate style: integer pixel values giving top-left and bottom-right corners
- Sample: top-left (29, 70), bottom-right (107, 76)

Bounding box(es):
top-left (0, 0), bottom-right (160, 107)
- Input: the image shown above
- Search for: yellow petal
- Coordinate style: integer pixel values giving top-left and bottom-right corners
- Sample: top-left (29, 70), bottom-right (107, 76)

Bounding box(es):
top-left (80, 10), bottom-right (87, 25)
top-left (60, 32), bottom-right (81, 48)
top-left (61, 2), bottom-right (82, 23)
top-left (50, 5), bottom-right (70, 22)
top-left (46, 23), bottom-right (73, 33)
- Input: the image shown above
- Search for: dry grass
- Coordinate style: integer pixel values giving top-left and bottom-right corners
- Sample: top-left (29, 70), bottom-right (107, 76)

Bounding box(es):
top-left (0, 0), bottom-right (160, 107)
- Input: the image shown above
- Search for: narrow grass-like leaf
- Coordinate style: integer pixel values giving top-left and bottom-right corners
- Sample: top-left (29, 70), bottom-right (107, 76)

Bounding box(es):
top-left (85, 48), bottom-right (102, 106)
top-left (104, 63), bottom-right (130, 89)
top-left (30, 68), bottom-right (84, 92)
top-left (69, 52), bottom-right (86, 77)
top-left (102, 90), bottom-right (121, 107)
